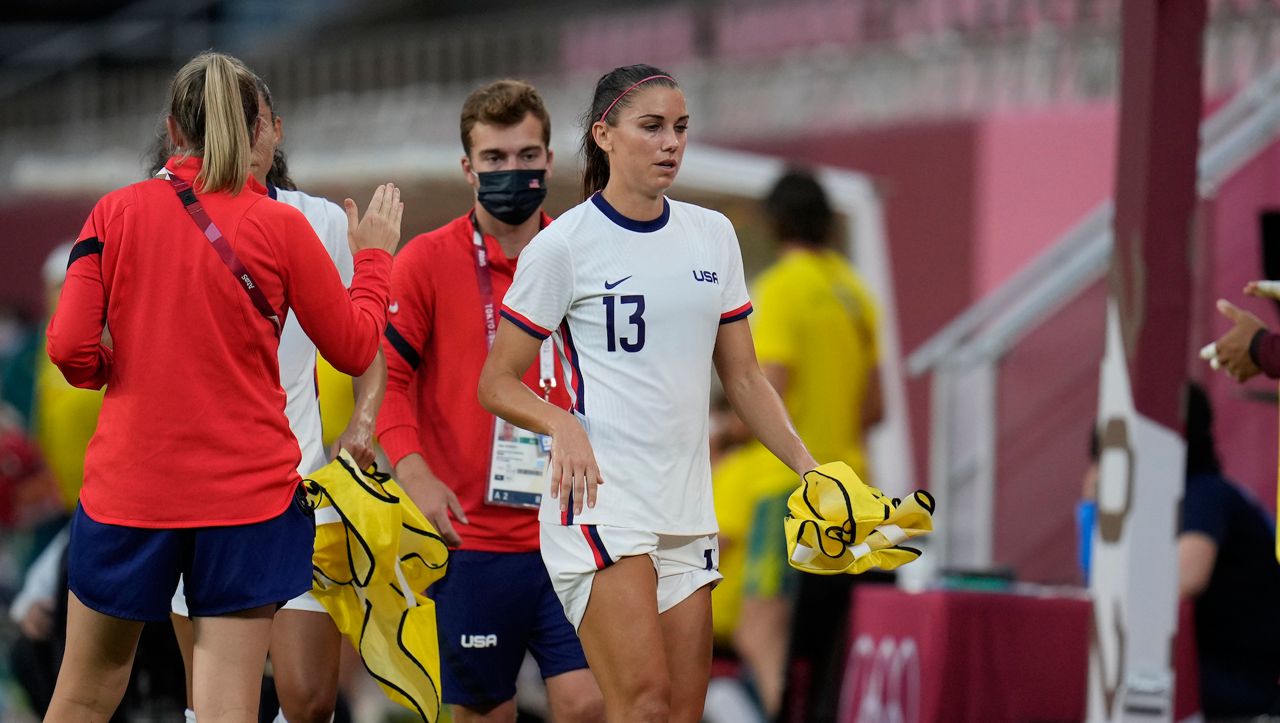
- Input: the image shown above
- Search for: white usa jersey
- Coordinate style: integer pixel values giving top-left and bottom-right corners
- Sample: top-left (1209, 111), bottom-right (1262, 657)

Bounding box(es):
top-left (501, 193), bottom-right (752, 534)
top-left (271, 186), bottom-right (354, 475)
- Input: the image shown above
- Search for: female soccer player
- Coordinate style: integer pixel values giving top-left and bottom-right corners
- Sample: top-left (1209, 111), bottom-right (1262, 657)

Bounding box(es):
top-left (478, 64), bottom-right (818, 722)
top-left (45, 51), bottom-right (401, 723)
top-left (164, 76), bottom-right (387, 723)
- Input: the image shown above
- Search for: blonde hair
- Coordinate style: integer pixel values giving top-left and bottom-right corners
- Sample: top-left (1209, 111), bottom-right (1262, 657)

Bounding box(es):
top-left (167, 52), bottom-right (259, 194)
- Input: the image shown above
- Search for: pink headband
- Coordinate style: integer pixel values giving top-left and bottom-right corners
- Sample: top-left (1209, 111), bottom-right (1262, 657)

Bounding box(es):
top-left (598, 75), bottom-right (675, 124)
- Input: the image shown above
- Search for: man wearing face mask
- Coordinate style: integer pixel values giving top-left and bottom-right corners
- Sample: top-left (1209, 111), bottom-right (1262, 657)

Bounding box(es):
top-left (376, 80), bottom-right (604, 723)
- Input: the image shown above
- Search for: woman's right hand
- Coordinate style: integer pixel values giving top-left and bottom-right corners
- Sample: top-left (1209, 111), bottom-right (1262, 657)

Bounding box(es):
top-left (396, 453), bottom-right (468, 547)
top-left (549, 413), bottom-right (605, 515)
top-left (344, 183), bottom-right (403, 255)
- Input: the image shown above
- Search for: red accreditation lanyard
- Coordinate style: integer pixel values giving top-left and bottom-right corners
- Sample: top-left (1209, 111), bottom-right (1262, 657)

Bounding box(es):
top-left (470, 212), bottom-right (501, 350)
top-left (469, 212), bottom-right (555, 398)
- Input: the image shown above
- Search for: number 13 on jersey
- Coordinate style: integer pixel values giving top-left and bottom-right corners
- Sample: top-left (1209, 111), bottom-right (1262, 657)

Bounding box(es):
top-left (603, 295), bottom-right (645, 352)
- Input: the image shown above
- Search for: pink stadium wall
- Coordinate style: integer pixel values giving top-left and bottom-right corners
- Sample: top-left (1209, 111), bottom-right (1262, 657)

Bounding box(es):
top-left (0, 197), bottom-right (97, 319)
top-left (976, 106), bottom-right (1117, 583)
top-left (973, 105), bottom-right (1118, 294)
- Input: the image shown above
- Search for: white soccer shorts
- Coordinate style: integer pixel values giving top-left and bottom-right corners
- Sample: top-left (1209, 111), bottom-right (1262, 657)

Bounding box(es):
top-left (539, 523), bottom-right (722, 629)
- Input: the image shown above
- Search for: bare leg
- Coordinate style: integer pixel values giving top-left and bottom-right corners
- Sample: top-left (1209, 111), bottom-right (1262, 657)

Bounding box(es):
top-left (191, 604), bottom-right (275, 723)
top-left (545, 668), bottom-right (606, 722)
top-left (270, 609), bottom-right (342, 722)
top-left (732, 595), bottom-right (792, 717)
top-left (171, 612), bottom-right (195, 708)
top-left (660, 585), bottom-right (714, 723)
top-left (451, 699), bottom-right (516, 723)
top-left (577, 556), bottom-right (670, 723)
top-left (46, 592), bottom-right (144, 722)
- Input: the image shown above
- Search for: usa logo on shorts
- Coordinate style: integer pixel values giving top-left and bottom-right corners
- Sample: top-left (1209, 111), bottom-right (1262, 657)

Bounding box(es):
top-left (460, 634), bottom-right (498, 649)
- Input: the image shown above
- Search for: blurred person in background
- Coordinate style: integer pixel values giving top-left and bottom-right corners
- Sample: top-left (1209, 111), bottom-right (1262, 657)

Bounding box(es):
top-left (1078, 428), bottom-right (1100, 583)
top-left (159, 75), bottom-right (389, 723)
top-left (376, 79), bottom-right (603, 723)
top-left (711, 168), bottom-right (882, 719)
top-left (33, 243), bottom-right (104, 515)
top-left (7, 242), bottom-right (101, 717)
top-left (0, 302), bottom-right (38, 427)
top-left (479, 64), bottom-right (820, 723)
top-left (8, 522), bottom-right (68, 717)
top-left (1, 402), bottom-right (77, 717)
top-left (43, 51), bottom-right (399, 722)
top-left (1083, 383), bottom-right (1280, 717)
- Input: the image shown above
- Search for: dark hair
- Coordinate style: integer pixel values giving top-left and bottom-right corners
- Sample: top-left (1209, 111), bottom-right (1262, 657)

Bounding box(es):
top-left (149, 76), bottom-right (295, 191)
top-left (1184, 382), bottom-right (1221, 475)
top-left (147, 128), bottom-right (170, 178)
top-left (1087, 381), bottom-right (1220, 475)
top-left (765, 168), bottom-right (834, 247)
top-left (460, 79), bottom-right (551, 157)
top-left (266, 149), bottom-right (296, 191)
top-left (580, 64), bottom-right (679, 199)
top-left (254, 76), bottom-right (276, 119)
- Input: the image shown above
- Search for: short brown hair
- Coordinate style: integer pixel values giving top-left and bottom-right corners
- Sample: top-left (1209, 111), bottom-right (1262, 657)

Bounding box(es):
top-left (460, 80), bottom-right (551, 157)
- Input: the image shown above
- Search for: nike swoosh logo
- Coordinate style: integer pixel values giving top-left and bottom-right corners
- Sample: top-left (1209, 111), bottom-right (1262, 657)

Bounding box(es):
top-left (388, 302), bottom-right (399, 314)
top-left (604, 276), bottom-right (632, 290)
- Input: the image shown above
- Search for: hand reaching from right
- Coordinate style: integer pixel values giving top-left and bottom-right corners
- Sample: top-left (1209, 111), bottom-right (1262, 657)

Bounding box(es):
top-left (1202, 299), bottom-right (1266, 382)
top-left (344, 183), bottom-right (403, 256)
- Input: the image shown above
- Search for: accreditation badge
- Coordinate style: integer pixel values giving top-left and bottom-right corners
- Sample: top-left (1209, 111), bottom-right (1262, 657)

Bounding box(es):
top-left (486, 417), bottom-right (551, 509)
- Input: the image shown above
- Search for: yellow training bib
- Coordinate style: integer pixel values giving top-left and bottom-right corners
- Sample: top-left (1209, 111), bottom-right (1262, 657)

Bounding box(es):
top-left (305, 452), bottom-right (449, 721)
top-left (784, 461), bottom-right (935, 576)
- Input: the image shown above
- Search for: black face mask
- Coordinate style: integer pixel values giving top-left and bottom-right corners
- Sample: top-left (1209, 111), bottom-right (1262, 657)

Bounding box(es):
top-left (476, 169), bottom-right (548, 226)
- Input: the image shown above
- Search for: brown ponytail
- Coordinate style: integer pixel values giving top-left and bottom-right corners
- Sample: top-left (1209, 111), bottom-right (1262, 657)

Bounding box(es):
top-left (580, 64), bottom-right (678, 200)
top-left (580, 134), bottom-right (610, 201)
top-left (166, 52), bottom-right (260, 194)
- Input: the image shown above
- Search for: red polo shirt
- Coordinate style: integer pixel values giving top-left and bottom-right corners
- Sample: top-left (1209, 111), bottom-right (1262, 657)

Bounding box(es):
top-left (377, 212), bottom-right (567, 553)
top-left (47, 156), bottom-right (391, 528)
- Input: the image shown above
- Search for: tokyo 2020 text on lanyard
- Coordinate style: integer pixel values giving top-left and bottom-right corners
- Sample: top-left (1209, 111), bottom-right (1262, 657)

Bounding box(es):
top-left (471, 212), bottom-right (556, 509)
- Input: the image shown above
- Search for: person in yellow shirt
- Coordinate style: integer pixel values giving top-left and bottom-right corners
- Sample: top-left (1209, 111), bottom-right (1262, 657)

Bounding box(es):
top-left (712, 169), bottom-right (882, 718)
top-left (34, 242), bottom-right (104, 510)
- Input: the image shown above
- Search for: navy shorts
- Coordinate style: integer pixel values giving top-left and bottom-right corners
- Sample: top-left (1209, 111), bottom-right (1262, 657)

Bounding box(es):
top-left (68, 490), bottom-right (314, 622)
top-left (429, 550), bottom-right (588, 707)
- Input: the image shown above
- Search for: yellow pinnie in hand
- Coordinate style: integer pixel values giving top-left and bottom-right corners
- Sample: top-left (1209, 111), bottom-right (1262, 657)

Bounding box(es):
top-left (784, 461), bottom-right (936, 576)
